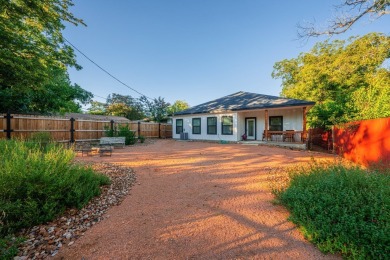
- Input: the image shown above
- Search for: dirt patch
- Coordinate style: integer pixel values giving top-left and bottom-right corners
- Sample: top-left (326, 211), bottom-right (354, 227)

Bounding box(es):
top-left (55, 140), bottom-right (340, 259)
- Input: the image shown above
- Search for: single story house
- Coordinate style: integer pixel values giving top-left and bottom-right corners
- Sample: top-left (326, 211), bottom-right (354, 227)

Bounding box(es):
top-left (171, 91), bottom-right (315, 142)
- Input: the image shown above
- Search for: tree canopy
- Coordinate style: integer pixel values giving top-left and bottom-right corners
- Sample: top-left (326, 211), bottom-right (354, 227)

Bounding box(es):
top-left (106, 93), bottom-right (144, 120)
top-left (0, 0), bottom-right (90, 113)
top-left (272, 33), bottom-right (390, 128)
top-left (167, 100), bottom-right (190, 115)
top-left (87, 94), bottom-right (187, 122)
top-left (140, 96), bottom-right (171, 122)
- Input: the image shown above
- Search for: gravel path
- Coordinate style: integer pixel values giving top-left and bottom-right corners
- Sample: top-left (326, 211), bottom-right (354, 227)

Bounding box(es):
top-left (54, 140), bottom-right (340, 259)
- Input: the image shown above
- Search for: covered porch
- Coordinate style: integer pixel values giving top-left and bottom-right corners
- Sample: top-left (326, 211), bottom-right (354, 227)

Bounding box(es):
top-left (237, 106), bottom-right (308, 146)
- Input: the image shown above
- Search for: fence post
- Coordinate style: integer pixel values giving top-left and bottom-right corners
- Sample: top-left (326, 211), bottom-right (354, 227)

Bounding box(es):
top-left (332, 125), bottom-right (336, 154)
top-left (307, 128), bottom-right (312, 150)
top-left (138, 121), bottom-right (141, 137)
top-left (158, 123), bottom-right (161, 138)
top-left (4, 111), bottom-right (13, 139)
top-left (70, 118), bottom-right (75, 143)
top-left (110, 120), bottom-right (114, 136)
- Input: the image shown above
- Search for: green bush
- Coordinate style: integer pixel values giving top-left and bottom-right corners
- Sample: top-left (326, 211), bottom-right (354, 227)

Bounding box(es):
top-left (275, 164), bottom-right (390, 259)
top-left (0, 236), bottom-right (24, 259)
top-left (117, 124), bottom-right (137, 145)
top-left (0, 140), bottom-right (110, 236)
top-left (27, 132), bottom-right (53, 143)
top-left (138, 135), bottom-right (145, 143)
top-left (104, 125), bottom-right (115, 137)
top-left (104, 124), bottom-right (137, 145)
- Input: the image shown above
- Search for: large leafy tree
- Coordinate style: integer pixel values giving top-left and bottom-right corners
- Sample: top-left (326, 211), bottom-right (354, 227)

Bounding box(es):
top-left (272, 33), bottom-right (390, 128)
top-left (0, 0), bottom-right (88, 113)
top-left (88, 101), bottom-right (106, 115)
top-left (105, 93), bottom-right (145, 120)
top-left (140, 96), bottom-right (170, 122)
top-left (167, 100), bottom-right (190, 115)
top-left (31, 68), bottom-right (93, 113)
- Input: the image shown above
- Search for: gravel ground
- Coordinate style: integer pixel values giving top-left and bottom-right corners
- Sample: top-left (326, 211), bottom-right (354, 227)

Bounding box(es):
top-left (49, 139), bottom-right (340, 259)
top-left (15, 163), bottom-right (136, 259)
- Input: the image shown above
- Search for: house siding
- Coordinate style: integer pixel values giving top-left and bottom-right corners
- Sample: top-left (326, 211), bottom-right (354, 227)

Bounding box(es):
top-left (173, 113), bottom-right (239, 142)
top-left (237, 108), bottom-right (304, 140)
top-left (172, 107), bottom-right (306, 142)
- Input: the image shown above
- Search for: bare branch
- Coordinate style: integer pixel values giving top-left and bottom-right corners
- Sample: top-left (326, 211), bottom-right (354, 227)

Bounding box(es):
top-left (298, 0), bottom-right (390, 39)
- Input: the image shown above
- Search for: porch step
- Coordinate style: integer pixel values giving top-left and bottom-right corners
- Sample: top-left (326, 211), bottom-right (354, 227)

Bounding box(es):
top-left (238, 141), bottom-right (307, 150)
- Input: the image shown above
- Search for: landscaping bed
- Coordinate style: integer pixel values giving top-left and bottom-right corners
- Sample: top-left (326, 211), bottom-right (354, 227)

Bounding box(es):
top-left (15, 163), bottom-right (136, 259)
top-left (273, 163), bottom-right (390, 259)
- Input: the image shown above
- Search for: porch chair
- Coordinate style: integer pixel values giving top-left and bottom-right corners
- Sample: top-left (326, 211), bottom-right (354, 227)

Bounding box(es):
top-left (262, 130), bottom-right (271, 141)
top-left (283, 130), bottom-right (295, 142)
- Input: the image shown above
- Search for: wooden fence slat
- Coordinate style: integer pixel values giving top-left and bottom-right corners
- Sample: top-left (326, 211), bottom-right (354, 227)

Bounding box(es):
top-left (0, 113), bottom-right (172, 142)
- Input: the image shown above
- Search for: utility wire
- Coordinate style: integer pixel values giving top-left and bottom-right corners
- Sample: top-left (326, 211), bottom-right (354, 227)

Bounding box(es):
top-left (92, 94), bottom-right (108, 101)
top-left (64, 37), bottom-right (154, 100)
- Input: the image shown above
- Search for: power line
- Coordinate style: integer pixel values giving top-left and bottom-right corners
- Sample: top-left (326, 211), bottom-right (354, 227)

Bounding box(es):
top-left (64, 37), bottom-right (154, 100)
top-left (93, 94), bottom-right (108, 101)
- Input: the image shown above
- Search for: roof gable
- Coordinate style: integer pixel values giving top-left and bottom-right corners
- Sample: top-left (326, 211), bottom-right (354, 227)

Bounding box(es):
top-left (174, 91), bottom-right (315, 115)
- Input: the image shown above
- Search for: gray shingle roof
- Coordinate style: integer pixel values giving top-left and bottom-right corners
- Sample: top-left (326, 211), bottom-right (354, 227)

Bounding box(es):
top-left (174, 91), bottom-right (315, 115)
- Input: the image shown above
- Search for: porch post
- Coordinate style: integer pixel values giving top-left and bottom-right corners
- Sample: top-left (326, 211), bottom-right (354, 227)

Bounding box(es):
top-left (302, 106), bottom-right (307, 142)
top-left (264, 109), bottom-right (268, 141)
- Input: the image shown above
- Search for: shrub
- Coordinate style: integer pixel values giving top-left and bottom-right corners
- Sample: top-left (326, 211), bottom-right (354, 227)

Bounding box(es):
top-left (104, 124), bottom-right (137, 145)
top-left (0, 236), bottom-right (24, 259)
top-left (104, 125), bottom-right (115, 137)
top-left (274, 163), bottom-right (390, 259)
top-left (117, 124), bottom-right (137, 145)
top-left (0, 140), bottom-right (110, 236)
top-left (27, 132), bottom-right (53, 143)
top-left (138, 135), bottom-right (145, 143)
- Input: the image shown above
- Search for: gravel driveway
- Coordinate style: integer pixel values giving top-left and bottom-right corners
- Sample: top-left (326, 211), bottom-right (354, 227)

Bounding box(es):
top-left (55, 140), bottom-right (339, 259)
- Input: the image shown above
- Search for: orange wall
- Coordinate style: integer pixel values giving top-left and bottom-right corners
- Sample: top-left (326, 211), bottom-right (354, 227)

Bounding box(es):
top-left (334, 117), bottom-right (390, 168)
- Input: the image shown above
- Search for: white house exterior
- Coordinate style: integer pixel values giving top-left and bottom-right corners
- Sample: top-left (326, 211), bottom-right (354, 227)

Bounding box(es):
top-left (172, 91), bottom-right (315, 143)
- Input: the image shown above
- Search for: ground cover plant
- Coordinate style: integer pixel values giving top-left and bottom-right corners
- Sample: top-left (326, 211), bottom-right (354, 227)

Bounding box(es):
top-left (273, 163), bottom-right (389, 259)
top-left (0, 140), bottom-right (110, 258)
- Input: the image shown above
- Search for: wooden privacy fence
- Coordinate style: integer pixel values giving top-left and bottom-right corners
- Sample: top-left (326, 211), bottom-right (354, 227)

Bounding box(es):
top-left (333, 117), bottom-right (390, 168)
top-left (308, 127), bottom-right (333, 151)
top-left (307, 118), bottom-right (390, 168)
top-left (0, 112), bottom-right (172, 142)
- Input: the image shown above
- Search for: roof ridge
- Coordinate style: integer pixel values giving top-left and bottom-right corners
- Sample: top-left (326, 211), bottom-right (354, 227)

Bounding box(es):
top-left (174, 91), bottom-right (315, 116)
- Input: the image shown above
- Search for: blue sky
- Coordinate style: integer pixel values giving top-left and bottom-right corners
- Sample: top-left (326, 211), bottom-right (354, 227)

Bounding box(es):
top-left (63, 1), bottom-right (390, 107)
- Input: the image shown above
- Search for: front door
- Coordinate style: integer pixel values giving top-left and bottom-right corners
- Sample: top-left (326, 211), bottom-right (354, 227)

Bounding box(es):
top-left (245, 118), bottom-right (256, 140)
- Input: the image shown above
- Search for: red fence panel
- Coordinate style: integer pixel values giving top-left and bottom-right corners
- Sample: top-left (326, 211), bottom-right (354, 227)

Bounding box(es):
top-left (309, 128), bottom-right (332, 151)
top-left (333, 117), bottom-right (390, 168)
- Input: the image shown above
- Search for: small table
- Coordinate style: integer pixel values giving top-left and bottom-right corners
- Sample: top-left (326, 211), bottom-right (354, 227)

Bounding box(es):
top-left (98, 146), bottom-right (112, 157)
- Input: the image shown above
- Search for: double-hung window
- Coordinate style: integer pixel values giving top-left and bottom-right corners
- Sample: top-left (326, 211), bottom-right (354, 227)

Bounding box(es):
top-left (207, 117), bottom-right (217, 135)
top-left (221, 116), bottom-right (233, 135)
top-left (176, 119), bottom-right (183, 134)
top-left (192, 118), bottom-right (201, 134)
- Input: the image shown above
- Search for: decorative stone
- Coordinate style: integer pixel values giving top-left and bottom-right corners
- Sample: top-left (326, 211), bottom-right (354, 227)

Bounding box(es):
top-left (15, 163), bottom-right (136, 258)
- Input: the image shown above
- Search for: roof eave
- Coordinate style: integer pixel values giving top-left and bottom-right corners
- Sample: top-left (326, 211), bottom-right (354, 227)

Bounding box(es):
top-left (173, 102), bottom-right (315, 116)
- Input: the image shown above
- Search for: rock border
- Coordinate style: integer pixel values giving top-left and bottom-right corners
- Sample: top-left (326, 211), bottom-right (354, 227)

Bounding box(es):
top-left (15, 163), bottom-right (136, 259)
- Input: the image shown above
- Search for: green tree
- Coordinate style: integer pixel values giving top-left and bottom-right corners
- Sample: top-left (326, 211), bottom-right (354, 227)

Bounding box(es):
top-left (167, 100), bottom-right (190, 115)
top-left (272, 33), bottom-right (390, 128)
top-left (105, 93), bottom-right (144, 120)
top-left (0, 67), bottom-right (92, 113)
top-left (88, 101), bottom-right (106, 115)
top-left (0, 0), bottom-right (86, 113)
top-left (34, 68), bottom-right (92, 113)
top-left (140, 96), bottom-right (170, 122)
